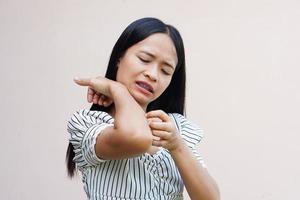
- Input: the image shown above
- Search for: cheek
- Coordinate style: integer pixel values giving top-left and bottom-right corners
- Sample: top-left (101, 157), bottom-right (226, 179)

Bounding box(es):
top-left (116, 58), bottom-right (139, 82)
top-left (116, 60), bottom-right (129, 81)
top-left (116, 67), bottom-right (127, 84)
top-left (158, 78), bottom-right (172, 93)
top-left (164, 76), bottom-right (173, 86)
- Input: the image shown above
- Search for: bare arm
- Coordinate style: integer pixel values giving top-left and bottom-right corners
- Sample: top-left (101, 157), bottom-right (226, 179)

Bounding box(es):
top-left (170, 141), bottom-right (220, 200)
top-left (74, 77), bottom-right (152, 160)
top-left (146, 110), bottom-right (220, 200)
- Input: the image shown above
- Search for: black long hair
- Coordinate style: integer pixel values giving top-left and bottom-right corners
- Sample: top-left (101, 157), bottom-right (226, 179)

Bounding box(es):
top-left (66, 17), bottom-right (186, 177)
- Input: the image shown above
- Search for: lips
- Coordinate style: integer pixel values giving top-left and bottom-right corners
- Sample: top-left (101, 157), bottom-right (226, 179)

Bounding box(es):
top-left (136, 81), bottom-right (154, 93)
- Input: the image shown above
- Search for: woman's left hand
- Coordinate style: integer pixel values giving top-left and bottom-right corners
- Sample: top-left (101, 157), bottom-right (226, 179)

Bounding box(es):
top-left (146, 110), bottom-right (182, 152)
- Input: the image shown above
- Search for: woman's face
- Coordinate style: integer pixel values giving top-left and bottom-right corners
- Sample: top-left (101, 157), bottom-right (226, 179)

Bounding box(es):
top-left (116, 33), bottom-right (178, 110)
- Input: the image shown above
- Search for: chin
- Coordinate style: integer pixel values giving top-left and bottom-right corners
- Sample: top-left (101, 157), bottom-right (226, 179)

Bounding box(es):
top-left (135, 96), bottom-right (151, 106)
top-left (133, 94), bottom-right (153, 107)
top-left (129, 87), bottom-right (149, 99)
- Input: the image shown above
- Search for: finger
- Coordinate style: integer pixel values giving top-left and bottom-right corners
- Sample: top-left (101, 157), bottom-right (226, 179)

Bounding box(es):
top-left (149, 121), bottom-right (171, 131)
top-left (152, 140), bottom-right (167, 147)
top-left (87, 87), bottom-right (94, 103)
top-left (152, 135), bottom-right (161, 141)
top-left (88, 87), bottom-right (95, 95)
top-left (93, 94), bottom-right (100, 104)
top-left (152, 140), bottom-right (162, 147)
top-left (152, 130), bottom-right (171, 139)
top-left (98, 95), bottom-right (106, 106)
top-left (147, 117), bottom-right (162, 124)
top-left (97, 95), bottom-right (103, 106)
top-left (146, 110), bottom-right (170, 122)
top-left (74, 77), bottom-right (106, 93)
top-left (74, 77), bottom-right (91, 86)
top-left (103, 98), bottom-right (113, 107)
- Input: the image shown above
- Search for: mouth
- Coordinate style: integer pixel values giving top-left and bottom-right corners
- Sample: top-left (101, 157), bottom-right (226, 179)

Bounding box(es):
top-left (135, 81), bottom-right (154, 94)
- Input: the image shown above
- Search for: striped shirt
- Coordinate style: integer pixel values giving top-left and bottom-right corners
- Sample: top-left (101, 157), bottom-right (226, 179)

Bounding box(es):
top-left (67, 109), bottom-right (205, 200)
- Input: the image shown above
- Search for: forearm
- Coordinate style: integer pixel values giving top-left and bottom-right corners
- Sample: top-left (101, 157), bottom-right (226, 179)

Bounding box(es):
top-left (74, 76), bottom-right (152, 157)
top-left (170, 140), bottom-right (220, 200)
top-left (109, 83), bottom-right (152, 145)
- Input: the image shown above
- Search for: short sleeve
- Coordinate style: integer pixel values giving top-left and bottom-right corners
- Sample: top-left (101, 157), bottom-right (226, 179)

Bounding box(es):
top-left (67, 109), bottom-right (114, 168)
top-left (169, 113), bottom-right (206, 168)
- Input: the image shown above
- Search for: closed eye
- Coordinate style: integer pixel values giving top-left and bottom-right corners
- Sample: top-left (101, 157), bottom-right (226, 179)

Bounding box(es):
top-left (138, 57), bottom-right (150, 63)
top-left (162, 69), bottom-right (171, 76)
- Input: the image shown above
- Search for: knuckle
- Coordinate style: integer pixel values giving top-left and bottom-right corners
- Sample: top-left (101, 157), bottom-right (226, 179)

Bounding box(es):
top-left (158, 109), bottom-right (164, 114)
top-left (90, 78), bottom-right (97, 86)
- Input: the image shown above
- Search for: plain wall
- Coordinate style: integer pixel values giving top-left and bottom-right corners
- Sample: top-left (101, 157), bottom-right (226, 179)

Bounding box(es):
top-left (1, 0), bottom-right (300, 199)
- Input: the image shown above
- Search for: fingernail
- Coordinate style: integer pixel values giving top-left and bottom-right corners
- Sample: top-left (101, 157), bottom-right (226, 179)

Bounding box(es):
top-left (88, 96), bottom-right (92, 102)
top-left (73, 77), bottom-right (80, 81)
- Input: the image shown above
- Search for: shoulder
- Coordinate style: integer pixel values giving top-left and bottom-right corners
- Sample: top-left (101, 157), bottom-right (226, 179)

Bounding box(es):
top-left (67, 109), bottom-right (114, 137)
top-left (68, 109), bottom-right (114, 126)
top-left (67, 109), bottom-right (115, 167)
top-left (168, 113), bottom-right (204, 147)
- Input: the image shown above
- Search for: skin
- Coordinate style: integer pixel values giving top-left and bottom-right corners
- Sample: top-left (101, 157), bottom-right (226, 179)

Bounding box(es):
top-left (74, 33), bottom-right (220, 200)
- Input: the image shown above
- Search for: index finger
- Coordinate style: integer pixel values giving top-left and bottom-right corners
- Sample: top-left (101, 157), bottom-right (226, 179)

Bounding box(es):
top-left (73, 77), bottom-right (92, 86)
top-left (146, 110), bottom-right (170, 122)
top-left (87, 87), bottom-right (95, 103)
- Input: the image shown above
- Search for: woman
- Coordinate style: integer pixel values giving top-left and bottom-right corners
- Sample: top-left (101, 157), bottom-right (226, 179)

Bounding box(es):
top-left (66, 17), bottom-right (220, 200)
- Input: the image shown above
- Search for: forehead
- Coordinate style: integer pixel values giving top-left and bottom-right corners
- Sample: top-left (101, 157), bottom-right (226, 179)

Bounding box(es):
top-left (130, 33), bottom-right (178, 64)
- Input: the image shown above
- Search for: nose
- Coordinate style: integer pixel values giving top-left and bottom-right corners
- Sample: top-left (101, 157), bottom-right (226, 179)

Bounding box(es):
top-left (143, 66), bottom-right (158, 82)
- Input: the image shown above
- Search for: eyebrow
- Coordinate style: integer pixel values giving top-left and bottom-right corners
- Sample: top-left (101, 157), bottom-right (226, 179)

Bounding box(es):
top-left (140, 50), bottom-right (175, 70)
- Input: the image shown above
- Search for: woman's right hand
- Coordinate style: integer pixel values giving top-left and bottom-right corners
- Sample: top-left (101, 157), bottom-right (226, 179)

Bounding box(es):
top-left (87, 87), bottom-right (113, 107)
top-left (74, 76), bottom-right (116, 107)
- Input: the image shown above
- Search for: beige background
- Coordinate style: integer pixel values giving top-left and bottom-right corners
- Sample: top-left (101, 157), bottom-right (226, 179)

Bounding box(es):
top-left (1, 0), bottom-right (300, 199)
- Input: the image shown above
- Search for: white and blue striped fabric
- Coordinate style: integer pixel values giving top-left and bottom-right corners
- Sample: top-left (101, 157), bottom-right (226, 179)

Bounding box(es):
top-left (67, 109), bottom-right (205, 200)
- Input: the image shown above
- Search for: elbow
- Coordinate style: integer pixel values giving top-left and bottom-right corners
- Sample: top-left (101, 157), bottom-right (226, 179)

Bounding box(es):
top-left (130, 128), bottom-right (153, 151)
top-left (114, 128), bottom-right (153, 154)
top-left (208, 191), bottom-right (221, 200)
top-left (130, 131), bottom-right (152, 153)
